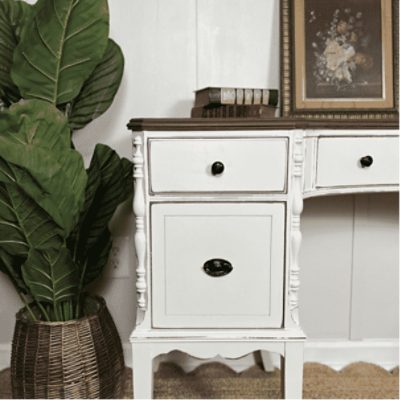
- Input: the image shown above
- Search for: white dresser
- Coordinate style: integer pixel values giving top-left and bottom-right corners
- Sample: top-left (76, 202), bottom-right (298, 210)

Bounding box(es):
top-left (129, 118), bottom-right (399, 399)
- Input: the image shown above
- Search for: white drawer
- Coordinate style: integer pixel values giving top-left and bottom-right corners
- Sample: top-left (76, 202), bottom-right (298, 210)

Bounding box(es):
top-left (316, 137), bottom-right (399, 188)
top-left (151, 202), bottom-right (285, 328)
top-left (149, 138), bottom-right (288, 193)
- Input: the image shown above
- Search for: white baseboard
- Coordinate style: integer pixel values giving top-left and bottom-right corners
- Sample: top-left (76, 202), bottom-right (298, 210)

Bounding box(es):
top-left (303, 339), bottom-right (399, 371)
top-left (2, 340), bottom-right (398, 372)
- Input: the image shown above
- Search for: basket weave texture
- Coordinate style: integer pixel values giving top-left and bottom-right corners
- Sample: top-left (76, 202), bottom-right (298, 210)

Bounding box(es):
top-left (11, 297), bottom-right (125, 399)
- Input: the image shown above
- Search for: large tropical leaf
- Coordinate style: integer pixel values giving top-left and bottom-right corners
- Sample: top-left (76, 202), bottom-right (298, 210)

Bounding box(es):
top-left (0, 99), bottom-right (71, 150)
top-left (0, 158), bottom-right (49, 220)
top-left (11, 0), bottom-right (109, 105)
top-left (120, 157), bottom-right (134, 199)
top-left (0, 0), bottom-right (32, 41)
top-left (0, 100), bottom-right (87, 234)
top-left (67, 144), bottom-right (132, 286)
top-left (0, 182), bottom-right (63, 256)
top-left (69, 39), bottom-right (124, 130)
top-left (81, 228), bottom-right (111, 286)
top-left (67, 153), bottom-right (101, 255)
top-left (74, 144), bottom-right (131, 252)
top-left (22, 247), bottom-right (79, 305)
top-left (0, 0), bottom-right (33, 104)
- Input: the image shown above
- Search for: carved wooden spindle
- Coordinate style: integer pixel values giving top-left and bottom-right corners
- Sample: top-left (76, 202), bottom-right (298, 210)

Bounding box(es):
top-left (289, 132), bottom-right (304, 325)
top-left (133, 135), bottom-right (147, 313)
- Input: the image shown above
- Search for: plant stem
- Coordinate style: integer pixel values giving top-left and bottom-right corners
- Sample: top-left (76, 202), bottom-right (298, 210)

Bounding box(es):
top-left (18, 293), bottom-right (37, 321)
top-left (62, 301), bottom-right (70, 321)
top-left (64, 103), bottom-right (71, 117)
top-left (72, 231), bottom-right (80, 263)
top-left (75, 259), bottom-right (88, 319)
top-left (53, 302), bottom-right (60, 321)
top-left (36, 301), bottom-right (50, 322)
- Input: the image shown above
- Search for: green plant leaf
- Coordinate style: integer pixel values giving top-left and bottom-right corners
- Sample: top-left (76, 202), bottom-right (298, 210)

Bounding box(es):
top-left (67, 144), bottom-right (132, 286)
top-left (75, 144), bottom-right (132, 250)
top-left (0, 0), bottom-right (32, 41)
top-left (22, 247), bottom-right (79, 305)
top-left (0, 0), bottom-right (33, 104)
top-left (82, 228), bottom-right (111, 286)
top-left (69, 39), bottom-right (124, 130)
top-left (0, 99), bottom-right (71, 149)
top-left (67, 153), bottom-right (101, 254)
top-left (11, 0), bottom-right (109, 105)
top-left (0, 182), bottom-right (63, 257)
top-left (0, 100), bottom-right (87, 234)
top-left (121, 157), bottom-right (134, 199)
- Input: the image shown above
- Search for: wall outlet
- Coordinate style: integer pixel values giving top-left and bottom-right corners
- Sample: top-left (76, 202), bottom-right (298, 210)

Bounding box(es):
top-left (108, 236), bottom-right (131, 278)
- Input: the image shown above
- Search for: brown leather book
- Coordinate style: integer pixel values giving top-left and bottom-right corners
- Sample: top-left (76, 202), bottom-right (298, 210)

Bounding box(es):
top-left (194, 87), bottom-right (279, 107)
top-left (191, 104), bottom-right (278, 118)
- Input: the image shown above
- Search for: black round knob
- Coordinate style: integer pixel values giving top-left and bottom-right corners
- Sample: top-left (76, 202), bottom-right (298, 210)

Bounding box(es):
top-left (360, 155), bottom-right (373, 168)
top-left (203, 259), bottom-right (233, 277)
top-left (211, 161), bottom-right (224, 176)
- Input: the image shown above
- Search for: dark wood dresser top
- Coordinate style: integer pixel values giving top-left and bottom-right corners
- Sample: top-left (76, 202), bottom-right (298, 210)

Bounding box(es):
top-left (128, 117), bottom-right (399, 131)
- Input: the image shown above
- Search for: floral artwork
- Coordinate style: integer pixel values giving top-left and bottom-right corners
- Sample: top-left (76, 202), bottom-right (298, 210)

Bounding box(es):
top-left (305, 0), bottom-right (383, 99)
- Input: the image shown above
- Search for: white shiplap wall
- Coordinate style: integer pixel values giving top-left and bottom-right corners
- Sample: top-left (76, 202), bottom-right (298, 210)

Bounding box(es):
top-left (0, 0), bottom-right (398, 369)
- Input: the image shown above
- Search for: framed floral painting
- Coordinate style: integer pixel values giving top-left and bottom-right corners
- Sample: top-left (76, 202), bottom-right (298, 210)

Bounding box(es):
top-left (280, 0), bottom-right (398, 120)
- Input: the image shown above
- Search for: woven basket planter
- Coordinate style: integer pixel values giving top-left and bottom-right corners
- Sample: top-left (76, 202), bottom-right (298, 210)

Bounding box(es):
top-left (10, 296), bottom-right (125, 399)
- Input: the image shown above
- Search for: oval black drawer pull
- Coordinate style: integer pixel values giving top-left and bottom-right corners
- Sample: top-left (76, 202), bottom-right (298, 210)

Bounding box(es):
top-left (203, 258), bottom-right (233, 277)
top-left (360, 155), bottom-right (373, 168)
top-left (211, 161), bottom-right (225, 176)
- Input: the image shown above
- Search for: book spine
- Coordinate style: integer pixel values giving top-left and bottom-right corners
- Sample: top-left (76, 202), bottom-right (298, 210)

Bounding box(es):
top-left (262, 89), bottom-right (279, 107)
top-left (200, 88), bottom-right (278, 106)
top-left (191, 104), bottom-right (277, 118)
top-left (203, 88), bottom-right (236, 105)
top-left (236, 89), bottom-right (244, 105)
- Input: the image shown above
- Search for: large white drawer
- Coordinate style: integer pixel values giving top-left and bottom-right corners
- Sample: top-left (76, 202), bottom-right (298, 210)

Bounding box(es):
top-left (151, 202), bottom-right (285, 328)
top-left (149, 138), bottom-right (288, 193)
top-left (316, 136), bottom-right (399, 188)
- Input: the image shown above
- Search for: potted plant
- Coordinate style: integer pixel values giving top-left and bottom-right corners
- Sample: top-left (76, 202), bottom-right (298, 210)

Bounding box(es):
top-left (0, 0), bottom-right (130, 397)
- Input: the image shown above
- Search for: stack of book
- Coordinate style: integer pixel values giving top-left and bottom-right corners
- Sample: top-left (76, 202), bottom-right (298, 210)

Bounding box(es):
top-left (191, 87), bottom-right (278, 118)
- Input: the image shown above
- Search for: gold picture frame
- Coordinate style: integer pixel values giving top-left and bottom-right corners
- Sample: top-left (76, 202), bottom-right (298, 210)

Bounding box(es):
top-left (280, 0), bottom-right (399, 120)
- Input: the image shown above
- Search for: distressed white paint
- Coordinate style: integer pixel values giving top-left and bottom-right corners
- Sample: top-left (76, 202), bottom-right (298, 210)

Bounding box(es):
top-left (148, 339), bottom-right (399, 373)
top-left (282, 342), bottom-right (304, 399)
top-left (131, 334), bottom-right (303, 399)
top-left (287, 131), bottom-right (305, 327)
top-left (133, 136), bottom-right (147, 314)
top-left (149, 138), bottom-right (288, 193)
top-left (130, 128), bottom-right (398, 398)
top-left (316, 137), bottom-right (399, 188)
top-left (131, 129), bottom-right (306, 398)
top-left (151, 202), bottom-right (285, 328)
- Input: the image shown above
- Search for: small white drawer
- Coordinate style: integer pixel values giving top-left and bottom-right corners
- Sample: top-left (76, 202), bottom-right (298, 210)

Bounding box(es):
top-left (316, 136), bottom-right (399, 188)
top-left (151, 202), bottom-right (285, 328)
top-left (149, 138), bottom-right (288, 193)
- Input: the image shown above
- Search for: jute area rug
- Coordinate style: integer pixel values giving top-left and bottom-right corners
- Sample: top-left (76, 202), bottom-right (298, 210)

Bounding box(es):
top-left (0, 362), bottom-right (398, 399)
